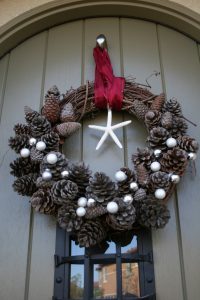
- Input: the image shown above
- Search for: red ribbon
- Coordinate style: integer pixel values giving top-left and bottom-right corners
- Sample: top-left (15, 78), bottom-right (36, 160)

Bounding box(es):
top-left (93, 46), bottom-right (125, 111)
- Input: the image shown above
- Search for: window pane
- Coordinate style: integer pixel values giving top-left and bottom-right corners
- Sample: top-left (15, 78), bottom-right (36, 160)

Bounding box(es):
top-left (122, 262), bottom-right (140, 297)
top-left (71, 240), bottom-right (84, 256)
top-left (70, 264), bottom-right (84, 299)
top-left (93, 263), bottom-right (116, 299)
top-left (105, 241), bottom-right (116, 254)
top-left (121, 235), bottom-right (137, 253)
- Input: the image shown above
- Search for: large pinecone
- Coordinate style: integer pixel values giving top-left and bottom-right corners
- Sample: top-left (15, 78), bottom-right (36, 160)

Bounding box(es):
top-left (117, 168), bottom-right (136, 196)
top-left (30, 115), bottom-right (51, 138)
top-left (10, 157), bottom-right (39, 177)
top-left (170, 117), bottom-right (188, 138)
top-left (85, 205), bottom-right (107, 219)
top-left (178, 136), bottom-right (199, 153)
top-left (24, 106), bottom-right (40, 123)
top-left (36, 176), bottom-right (55, 189)
top-left (69, 162), bottom-right (92, 197)
top-left (163, 99), bottom-right (182, 117)
top-left (150, 171), bottom-right (170, 190)
top-left (134, 188), bottom-right (147, 201)
top-left (42, 96), bottom-right (60, 124)
top-left (135, 164), bottom-right (150, 187)
top-left (41, 132), bottom-right (60, 152)
top-left (150, 93), bottom-right (165, 111)
top-left (58, 202), bottom-right (83, 232)
top-left (145, 110), bottom-right (161, 130)
top-left (86, 172), bottom-right (116, 206)
top-left (9, 134), bottom-right (30, 153)
top-left (40, 152), bottom-right (68, 180)
top-left (131, 100), bottom-right (149, 120)
top-left (60, 102), bottom-right (75, 122)
top-left (139, 198), bottom-right (170, 229)
top-left (14, 123), bottom-right (31, 135)
top-left (51, 179), bottom-right (78, 204)
top-left (160, 148), bottom-right (188, 175)
top-left (132, 148), bottom-right (152, 169)
top-left (78, 220), bottom-right (107, 247)
top-left (161, 111), bottom-right (173, 129)
top-left (147, 127), bottom-right (169, 150)
top-left (31, 189), bottom-right (57, 215)
top-left (13, 173), bottom-right (38, 196)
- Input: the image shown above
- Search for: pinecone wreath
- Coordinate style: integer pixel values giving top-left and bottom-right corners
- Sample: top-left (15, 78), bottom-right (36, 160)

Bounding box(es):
top-left (9, 79), bottom-right (199, 248)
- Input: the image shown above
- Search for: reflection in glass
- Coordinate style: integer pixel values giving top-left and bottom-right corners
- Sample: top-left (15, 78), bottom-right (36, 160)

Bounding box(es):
top-left (70, 264), bottom-right (84, 299)
top-left (71, 240), bottom-right (84, 256)
top-left (122, 262), bottom-right (140, 297)
top-left (121, 235), bottom-right (137, 253)
top-left (93, 264), bottom-right (116, 299)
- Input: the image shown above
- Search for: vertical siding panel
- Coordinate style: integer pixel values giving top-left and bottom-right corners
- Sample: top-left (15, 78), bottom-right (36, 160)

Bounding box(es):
top-left (121, 19), bottom-right (184, 300)
top-left (158, 25), bottom-right (200, 300)
top-left (0, 33), bottom-right (47, 300)
top-left (28, 21), bottom-right (83, 300)
top-left (0, 55), bottom-right (9, 119)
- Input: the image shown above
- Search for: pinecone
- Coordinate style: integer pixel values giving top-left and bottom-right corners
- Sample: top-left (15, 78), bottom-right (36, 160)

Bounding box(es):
top-left (78, 220), bottom-right (107, 247)
top-left (163, 99), bottom-right (182, 117)
top-left (132, 148), bottom-right (152, 169)
top-left (41, 132), bottom-right (60, 152)
top-left (60, 102), bottom-right (75, 122)
top-left (117, 168), bottom-right (136, 196)
top-left (30, 147), bottom-right (44, 163)
top-left (42, 96), bottom-right (60, 124)
top-left (139, 199), bottom-right (170, 229)
top-left (10, 157), bottom-right (39, 177)
top-left (36, 177), bottom-right (55, 189)
top-left (135, 164), bottom-right (150, 187)
top-left (170, 117), bottom-right (188, 138)
top-left (160, 148), bottom-right (188, 175)
top-left (31, 189), bottom-right (57, 215)
top-left (9, 134), bottom-right (30, 153)
top-left (13, 173), bottom-right (38, 196)
top-left (147, 127), bottom-right (169, 150)
top-left (45, 85), bottom-right (60, 99)
top-left (40, 152), bottom-right (68, 180)
top-left (178, 136), bottom-right (199, 152)
top-left (51, 179), bottom-right (78, 205)
top-left (69, 162), bottom-right (91, 197)
top-left (161, 112), bottom-right (173, 129)
top-left (145, 110), bottom-right (161, 129)
top-left (150, 93), bottom-right (165, 111)
top-left (56, 122), bottom-right (81, 138)
top-left (24, 106), bottom-right (40, 123)
top-left (150, 171), bottom-right (170, 190)
top-left (58, 202), bottom-right (83, 232)
top-left (130, 100), bottom-right (149, 120)
top-left (14, 123), bottom-right (31, 135)
top-left (134, 188), bottom-right (147, 201)
top-left (86, 172), bottom-right (116, 206)
top-left (30, 116), bottom-right (51, 138)
top-left (85, 205), bottom-right (107, 219)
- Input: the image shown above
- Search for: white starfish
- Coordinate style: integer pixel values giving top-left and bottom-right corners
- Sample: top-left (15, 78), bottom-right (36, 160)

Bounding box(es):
top-left (88, 107), bottom-right (132, 150)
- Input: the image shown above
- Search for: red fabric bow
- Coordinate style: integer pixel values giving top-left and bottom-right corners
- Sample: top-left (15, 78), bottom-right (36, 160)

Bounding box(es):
top-left (93, 46), bottom-right (125, 111)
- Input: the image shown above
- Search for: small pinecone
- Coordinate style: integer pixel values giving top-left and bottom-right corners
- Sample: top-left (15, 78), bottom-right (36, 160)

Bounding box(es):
top-left (10, 157), bottom-right (39, 177)
top-left (161, 112), bottom-right (173, 129)
top-left (135, 164), bottom-right (150, 187)
top-left (30, 116), bottom-right (51, 138)
top-left (134, 188), bottom-right (147, 201)
top-left (13, 173), bottom-right (38, 196)
top-left (58, 203), bottom-right (83, 232)
top-left (41, 132), bottom-right (60, 152)
top-left (9, 134), bottom-right (30, 153)
top-left (117, 168), bottom-right (136, 196)
top-left (24, 106), bottom-right (40, 123)
top-left (31, 189), bottom-right (57, 215)
top-left (150, 171), bottom-right (170, 190)
top-left (42, 97), bottom-right (60, 124)
top-left (86, 172), bottom-right (116, 206)
top-left (131, 100), bottom-right (149, 120)
top-left (178, 136), bottom-right (199, 152)
top-left (145, 110), bottom-right (161, 129)
top-left (163, 99), bottom-right (182, 117)
top-left (170, 117), bottom-right (188, 138)
top-left (147, 127), bottom-right (169, 150)
top-left (30, 147), bottom-right (44, 163)
top-left (45, 85), bottom-right (60, 99)
top-left (150, 93), bottom-right (165, 111)
top-left (56, 122), bottom-right (81, 138)
top-left (85, 205), bottom-right (107, 219)
top-left (14, 123), bottom-right (31, 135)
top-left (51, 179), bottom-right (78, 204)
top-left (69, 162), bottom-right (92, 197)
top-left (139, 199), bottom-right (170, 229)
top-left (60, 102), bottom-right (75, 122)
top-left (78, 220), bottom-right (107, 247)
top-left (160, 148), bottom-right (188, 175)
top-left (36, 177), bottom-right (55, 189)
top-left (132, 148), bottom-right (152, 169)
top-left (40, 152), bottom-right (68, 180)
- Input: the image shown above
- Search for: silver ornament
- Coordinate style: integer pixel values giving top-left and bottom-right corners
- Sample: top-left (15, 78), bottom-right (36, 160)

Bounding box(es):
top-left (76, 207), bottom-right (86, 217)
top-left (188, 152), bottom-right (197, 160)
top-left (87, 198), bottom-right (96, 207)
top-left (61, 170), bottom-right (69, 178)
top-left (130, 182), bottom-right (139, 191)
top-left (78, 197), bottom-right (87, 207)
top-left (29, 137), bottom-right (37, 146)
top-left (170, 174), bottom-right (180, 184)
top-left (36, 141), bottom-right (46, 151)
top-left (123, 194), bottom-right (133, 204)
top-left (47, 153), bottom-right (58, 164)
top-left (150, 161), bottom-right (161, 172)
top-left (155, 188), bottom-right (166, 200)
top-left (107, 201), bottom-right (119, 214)
top-left (115, 170), bottom-right (127, 182)
top-left (20, 148), bottom-right (30, 158)
top-left (166, 137), bottom-right (177, 148)
top-left (154, 149), bottom-right (162, 158)
top-left (42, 169), bottom-right (52, 181)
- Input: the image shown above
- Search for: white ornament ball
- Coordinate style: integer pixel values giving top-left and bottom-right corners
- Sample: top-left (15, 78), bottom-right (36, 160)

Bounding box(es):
top-left (115, 170), bottom-right (127, 182)
top-left (20, 148), bottom-right (30, 158)
top-left (76, 207), bottom-right (86, 217)
top-left (61, 170), bottom-right (69, 178)
top-left (29, 137), bottom-right (37, 146)
top-left (42, 169), bottom-right (52, 181)
top-left (123, 194), bottom-right (133, 204)
top-left (150, 161), bottom-right (161, 172)
top-left (166, 137), bottom-right (177, 148)
top-left (170, 174), bottom-right (180, 184)
top-left (188, 152), bottom-right (197, 160)
top-left (78, 197), bottom-right (87, 207)
top-left (47, 153), bottom-right (58, 164)
top-left (155, 188), bottom-right (166, 200)
top-left (107, 201), bottom-right (119, 214)
top-left (87, 198), bottom-right (96, 207)
top-left (36, 141), bottom-right (46, 151)
top-left (154, 149), bottom-right (162, 158)
top-left (130, 182), bottom-right (139, 191)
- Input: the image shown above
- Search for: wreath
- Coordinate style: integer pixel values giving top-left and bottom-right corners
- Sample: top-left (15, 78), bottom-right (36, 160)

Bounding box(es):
top-left (8, 42), bottom-right (199, 249)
